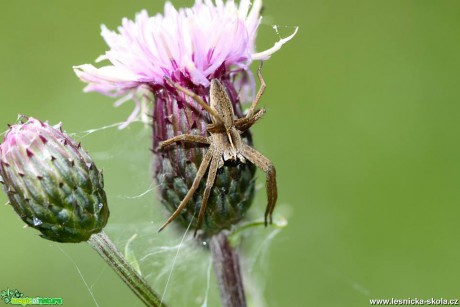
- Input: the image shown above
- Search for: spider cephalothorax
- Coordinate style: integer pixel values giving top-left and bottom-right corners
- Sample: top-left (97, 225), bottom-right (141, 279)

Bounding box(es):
top-left (158, 64), bottom-right (277, 235)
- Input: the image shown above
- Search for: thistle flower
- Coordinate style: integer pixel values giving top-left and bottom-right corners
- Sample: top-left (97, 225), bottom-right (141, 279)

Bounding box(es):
top-left (0, 116), bottom-right (109, 243)
top-left (73, 0), bottom-right (296, 235)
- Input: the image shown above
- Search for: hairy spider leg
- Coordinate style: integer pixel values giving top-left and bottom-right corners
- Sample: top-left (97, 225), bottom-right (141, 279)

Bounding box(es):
top-left (234, 108), bottom-right (266, 131)
top-left (158, 149), bottom-right (213, 232)
top-left (207, 108), bottom-right (266, 134)
top-left (194, 150), bottom-right (219, 236)
top-left (159, 134), bottom-right (209, 149)
top-left (245, 62), bottom-right (266, 119)
top-left (241, 144), bottom-right (277, 225)
top-left (164, 76), bottom-right (225, 125)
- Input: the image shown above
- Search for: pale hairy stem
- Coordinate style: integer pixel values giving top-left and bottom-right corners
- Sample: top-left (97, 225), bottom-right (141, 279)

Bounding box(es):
top-left (87, 231), bottom-right (165, 307)
top-left (210, 231), bottom-right (247, 307)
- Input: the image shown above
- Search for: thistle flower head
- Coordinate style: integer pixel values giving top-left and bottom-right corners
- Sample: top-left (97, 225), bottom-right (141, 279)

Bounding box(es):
top-left (0, 116), bottom-right (109, 243)
top-left (73, 0), bottom-right (296, 235)
top-left (74, 0), bottom-right (296, 95)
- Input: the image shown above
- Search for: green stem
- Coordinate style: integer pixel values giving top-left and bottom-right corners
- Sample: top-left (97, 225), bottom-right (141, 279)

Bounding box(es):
top-left (88, 231), bottom-right (165, 307)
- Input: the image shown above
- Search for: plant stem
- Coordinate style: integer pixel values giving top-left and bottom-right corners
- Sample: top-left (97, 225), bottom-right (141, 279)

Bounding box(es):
top-left (210, 231), bottom-right (247, 307)
top-left (88, 231), bottom-right (165, 307)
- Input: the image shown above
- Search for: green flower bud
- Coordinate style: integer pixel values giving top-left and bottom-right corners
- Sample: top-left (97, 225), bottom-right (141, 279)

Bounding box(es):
top-left (0, 116), bottom-right (109, 243)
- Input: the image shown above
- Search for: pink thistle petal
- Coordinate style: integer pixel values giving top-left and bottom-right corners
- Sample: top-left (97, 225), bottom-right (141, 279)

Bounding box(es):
top-left (73, 0), bottom-right (297, 128)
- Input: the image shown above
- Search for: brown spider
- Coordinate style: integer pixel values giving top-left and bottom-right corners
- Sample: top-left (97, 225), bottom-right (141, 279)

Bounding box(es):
top-left (158, 63), bottom-right (277, 234)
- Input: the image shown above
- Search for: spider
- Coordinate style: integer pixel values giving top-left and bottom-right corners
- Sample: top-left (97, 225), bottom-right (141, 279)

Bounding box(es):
top-left (158, 63), bottom-right (277, 235)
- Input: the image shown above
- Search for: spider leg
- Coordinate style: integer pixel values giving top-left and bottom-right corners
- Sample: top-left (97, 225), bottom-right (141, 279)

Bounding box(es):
top-left (194, 150), bottom-right (219, 236)
top-left (207, 123), bottom-right (226, 134)
top-left (235, 108), bottom-right (266, 132)
top-left (241, 144), bottom-right (277, 226)
top-left (164, 76), bottom-right (225, 124)
top-left (158, 149), bottom-right (213, 232)
top-left (160, 134), bottom-right (209, 149)
top-left (245, 62), bottom-right (266, 119)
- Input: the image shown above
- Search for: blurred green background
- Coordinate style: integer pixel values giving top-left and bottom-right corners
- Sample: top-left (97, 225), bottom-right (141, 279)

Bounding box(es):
top-left (1, 0), bottom-right (460, 306)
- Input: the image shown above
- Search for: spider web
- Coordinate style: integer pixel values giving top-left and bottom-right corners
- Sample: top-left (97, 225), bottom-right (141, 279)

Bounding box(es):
top-left (58, 120), bottom-right (284, 306)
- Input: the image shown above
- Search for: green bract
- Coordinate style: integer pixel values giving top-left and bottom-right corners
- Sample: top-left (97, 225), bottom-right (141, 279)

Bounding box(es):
top-left (0, 116), bottom-right (109, 243)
